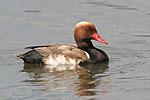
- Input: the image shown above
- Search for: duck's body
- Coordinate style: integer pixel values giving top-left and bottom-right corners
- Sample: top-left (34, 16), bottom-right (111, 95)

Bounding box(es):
top-left (15, 22), bottom-right (109, 65)
top-left (16, 44), bottom-right (89, 65)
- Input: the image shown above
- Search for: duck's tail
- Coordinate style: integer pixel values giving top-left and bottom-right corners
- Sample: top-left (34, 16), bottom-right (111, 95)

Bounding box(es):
top-left (14, 54), bottom-right (24, 58)
top-left (14, 50), bottom-right (44, 64)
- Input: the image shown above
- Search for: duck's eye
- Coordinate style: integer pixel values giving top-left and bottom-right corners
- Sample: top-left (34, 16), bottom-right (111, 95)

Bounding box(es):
top-left (85, 27), bottom-right (92, 31)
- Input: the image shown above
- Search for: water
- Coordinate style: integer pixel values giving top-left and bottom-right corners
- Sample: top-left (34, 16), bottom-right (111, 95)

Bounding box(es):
top-left (0, 0), bottom-right (150, 100)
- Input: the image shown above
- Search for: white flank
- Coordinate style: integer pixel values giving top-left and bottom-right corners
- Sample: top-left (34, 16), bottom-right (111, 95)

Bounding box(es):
top-left (84, 51), bottom-right (90, 59)
top-left (43, 54), bottom-right (81, 65)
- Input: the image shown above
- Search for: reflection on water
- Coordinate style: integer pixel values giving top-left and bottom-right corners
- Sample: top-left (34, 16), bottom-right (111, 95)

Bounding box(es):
top-left (21, 63), bottom-right (109, 97)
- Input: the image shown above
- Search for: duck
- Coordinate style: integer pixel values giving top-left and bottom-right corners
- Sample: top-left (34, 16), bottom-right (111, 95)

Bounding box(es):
top-left (15, 22), bottom-right (109, 65)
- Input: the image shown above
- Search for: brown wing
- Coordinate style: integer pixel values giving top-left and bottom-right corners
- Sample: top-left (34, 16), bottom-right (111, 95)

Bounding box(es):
top-left (62, 48), bottom-right (89, 61)
top-left (33, 44), bottom-right (89, 61)
top-left (25, 44), bottom-right (52, 49)
top-left (16, 44), bottom-right (89, 64)
top-left (32, 44), bottom-right (76, 56)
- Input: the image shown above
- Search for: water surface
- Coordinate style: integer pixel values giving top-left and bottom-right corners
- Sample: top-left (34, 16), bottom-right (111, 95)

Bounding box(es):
top-left (0, 0), bottom-right (150, 100)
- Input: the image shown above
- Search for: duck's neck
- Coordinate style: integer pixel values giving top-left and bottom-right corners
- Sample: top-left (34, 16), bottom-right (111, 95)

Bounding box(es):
top-left (77, 40), bottom-right (95, 51)
top-left (78, 41), bottom-right (109, 63)
top-left (78, 44), bottom-right (94, 51)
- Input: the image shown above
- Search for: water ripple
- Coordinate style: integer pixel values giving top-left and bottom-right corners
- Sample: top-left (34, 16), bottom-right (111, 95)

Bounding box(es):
top-left (84, 1), bottom-right (138, 10)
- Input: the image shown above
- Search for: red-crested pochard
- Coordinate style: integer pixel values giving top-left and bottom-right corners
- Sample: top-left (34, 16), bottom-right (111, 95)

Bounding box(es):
top-left (15, 22), bottom-right (109, 65)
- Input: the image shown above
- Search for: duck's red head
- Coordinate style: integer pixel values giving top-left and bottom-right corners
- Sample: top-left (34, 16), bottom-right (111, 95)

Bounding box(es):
top-left (74, 22), bottom-right (108, 48)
